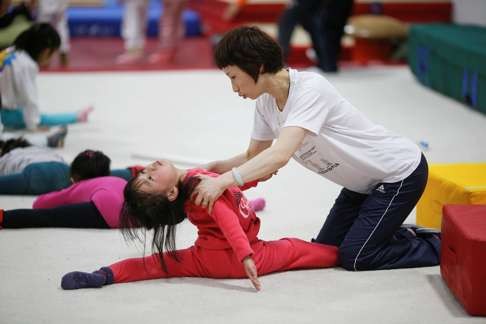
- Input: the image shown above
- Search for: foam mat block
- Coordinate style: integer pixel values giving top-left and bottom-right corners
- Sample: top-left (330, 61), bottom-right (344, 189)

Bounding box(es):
top-left (416, 163), bottom-right (486, 229)
top-left (441, 204), bottom-right (486, 316)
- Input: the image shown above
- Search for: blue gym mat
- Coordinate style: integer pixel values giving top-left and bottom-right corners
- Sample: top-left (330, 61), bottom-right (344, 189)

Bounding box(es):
top-left (67, 0), bottom-right (201, 37)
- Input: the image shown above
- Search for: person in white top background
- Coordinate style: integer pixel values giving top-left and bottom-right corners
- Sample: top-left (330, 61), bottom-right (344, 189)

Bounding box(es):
top-left (116, 0), bottom-right (188, 65)
top-left (34, 0), bottom-right (70, 66)
top-left (116, 0), bottom-right (147, 64)
top-left (0, 23), bottom-right (92, 132)
top-left (192, 26), bottom-right (440, 272)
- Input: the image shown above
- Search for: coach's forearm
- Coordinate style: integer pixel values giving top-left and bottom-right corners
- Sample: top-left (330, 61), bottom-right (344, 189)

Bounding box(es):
top-left (217, 146), bottom-right (289, 188)
top-left (204, 153), bottom-right (248, 174)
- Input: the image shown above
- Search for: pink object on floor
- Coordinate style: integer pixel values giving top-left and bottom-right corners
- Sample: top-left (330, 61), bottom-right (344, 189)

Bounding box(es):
top-left (249, 198), bottom-right (266, 212)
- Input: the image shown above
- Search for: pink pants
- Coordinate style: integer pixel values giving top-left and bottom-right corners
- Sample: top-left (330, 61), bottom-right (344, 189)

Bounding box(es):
top-left (111, 238), bottom-right (338, 283)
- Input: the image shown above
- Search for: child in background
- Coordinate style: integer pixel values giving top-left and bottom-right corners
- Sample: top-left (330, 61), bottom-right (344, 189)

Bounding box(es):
top-left (0, 154), bottom-right (266, 228)
top-left (0, 23), bottom-right (92, 131)
top-left (60, 160), bottom-right (338, 291)
top-left (0, 179), bottom-right (127, 229)
top-left (0, 149), bottom-right (128, 228)
top-left (0, 146), bottom-right (133, 195)
top-left (116, 0), bottom-right (188, 65)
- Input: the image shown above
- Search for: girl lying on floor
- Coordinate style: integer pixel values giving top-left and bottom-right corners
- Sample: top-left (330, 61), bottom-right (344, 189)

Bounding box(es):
top-left (61, 160), bottom-right (338, 291)
top-left (0, 154), bottom-right (265, 229)
top-left (0, 142), bottom-right (133, 195)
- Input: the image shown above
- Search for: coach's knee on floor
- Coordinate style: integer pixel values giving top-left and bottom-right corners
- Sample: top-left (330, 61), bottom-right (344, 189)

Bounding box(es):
top-left (339, 245), bottom-right (373, 271)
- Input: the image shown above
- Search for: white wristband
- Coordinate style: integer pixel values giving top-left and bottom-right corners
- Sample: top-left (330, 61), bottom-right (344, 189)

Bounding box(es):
top-left (231, 167), bottom-right (245, 186)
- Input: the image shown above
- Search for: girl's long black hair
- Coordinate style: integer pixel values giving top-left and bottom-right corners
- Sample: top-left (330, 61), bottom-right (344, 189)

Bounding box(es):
top-left (120, 175), bottom-right (200, 272)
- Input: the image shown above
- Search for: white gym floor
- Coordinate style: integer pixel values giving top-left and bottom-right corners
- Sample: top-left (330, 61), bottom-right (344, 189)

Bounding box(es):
top-left (1, 65), bottom-right (485, 324)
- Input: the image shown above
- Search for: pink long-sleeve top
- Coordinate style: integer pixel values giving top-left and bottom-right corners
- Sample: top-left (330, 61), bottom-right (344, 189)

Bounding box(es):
top-left (33, 176), bottom-right (127, 228)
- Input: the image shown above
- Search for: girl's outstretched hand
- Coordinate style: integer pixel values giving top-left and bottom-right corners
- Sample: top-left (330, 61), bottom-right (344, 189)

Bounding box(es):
top-left (243, 256), bottom-right (261, 291)
top-left (192, 175), bottom-right (225, 214)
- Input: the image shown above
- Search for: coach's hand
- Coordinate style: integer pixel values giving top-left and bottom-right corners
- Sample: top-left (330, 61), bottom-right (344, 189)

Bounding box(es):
top-left (193, 175), bottom-right (225, 214)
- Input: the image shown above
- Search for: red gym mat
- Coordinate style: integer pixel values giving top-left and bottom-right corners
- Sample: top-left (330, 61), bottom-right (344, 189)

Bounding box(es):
top-left (45, 37), bottom-right (216, 72)
top-left (441, 204), bottom-right (486, 316)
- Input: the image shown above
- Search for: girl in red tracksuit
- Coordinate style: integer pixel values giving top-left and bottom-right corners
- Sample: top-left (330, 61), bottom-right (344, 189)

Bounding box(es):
top-left (61, 160), bottom-right (338, 291)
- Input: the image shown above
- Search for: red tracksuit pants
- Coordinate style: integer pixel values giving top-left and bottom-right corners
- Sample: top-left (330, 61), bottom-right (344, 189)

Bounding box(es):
top-left (110, 238), bottom-right (338, 283)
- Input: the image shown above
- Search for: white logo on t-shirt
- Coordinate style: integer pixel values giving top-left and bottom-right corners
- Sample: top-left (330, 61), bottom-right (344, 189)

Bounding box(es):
top-left (376, 185), bottom-right (386, 193)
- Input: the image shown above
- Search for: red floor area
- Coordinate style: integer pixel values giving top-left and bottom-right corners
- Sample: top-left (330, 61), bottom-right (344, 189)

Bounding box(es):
top-left (45, 35), bottom-right (322, 73)
top-left (45, 37), bottom-right (218, 72)
top-left (44, 36), bottom-right (402, 73)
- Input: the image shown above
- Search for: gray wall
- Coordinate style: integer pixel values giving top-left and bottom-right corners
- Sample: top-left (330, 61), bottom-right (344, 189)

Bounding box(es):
top-left (453, 0), bottom-right (486, 26)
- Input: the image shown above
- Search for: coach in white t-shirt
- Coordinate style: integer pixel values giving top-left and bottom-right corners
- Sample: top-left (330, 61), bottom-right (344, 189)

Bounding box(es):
top-left (193, 26), bottom-right (439, 272)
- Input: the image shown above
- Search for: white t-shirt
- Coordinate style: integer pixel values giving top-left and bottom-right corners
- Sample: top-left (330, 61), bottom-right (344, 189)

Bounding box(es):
top-left (0, 48), bottom-right (40, 130)
top-left (251, 68), bottom-right (421, 194)
top-left (0, 146), bottom-right (65, 175)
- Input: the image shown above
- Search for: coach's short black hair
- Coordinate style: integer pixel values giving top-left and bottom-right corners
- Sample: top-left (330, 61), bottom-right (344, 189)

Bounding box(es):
top-left (214, 26), bottom-right (284, 82)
